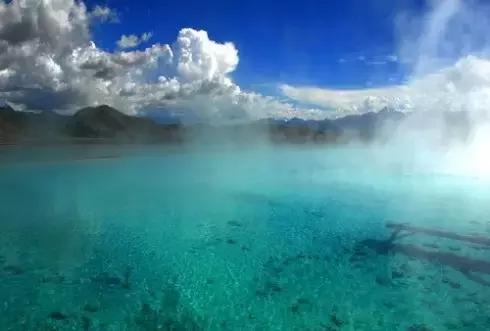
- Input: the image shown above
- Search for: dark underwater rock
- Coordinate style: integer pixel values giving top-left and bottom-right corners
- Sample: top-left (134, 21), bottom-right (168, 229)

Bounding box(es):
top-left (241, 245), bottom-right (251, 252)
top-left (382, 300), bottom-right (396, 309)
top-left (122, 266), bottom-right (132, 289)
top-left (256, 280), bottom-right (282, 297)
top-left (42, 274), bottom-right (65, 284)
top-left (81, 316), bottom-right (91, 331)
top-left (290, 297), bottom-right (312, 314)
top-left (3, 265), bottom-right (24, 275)
top-left (407, 323), bottom-right (432, 331)
top-left (442, 278), bottom-right (461, 289)
top-left (265, 281), bottom-right (282, 293)
top-left (375, 275), bottom-right (391, 286)
top-left (450, 282), bottom-right (461, 289)
top-left (91, 269), bottom-right (131, 289)
top-left (83, 303), bottom-right (99, 313)
top-left (330, 312), bottom-right (344, 328)
top-left (135, 303), bottom-right (158, 329)
top-left (134, 300), bottom-right (202, 331)
top-left (93, 275), bottom-right (122, 287)
top-left (49, 311), bottom-right (68, 320)
top-left (227, 220), bottom-right (242, 227)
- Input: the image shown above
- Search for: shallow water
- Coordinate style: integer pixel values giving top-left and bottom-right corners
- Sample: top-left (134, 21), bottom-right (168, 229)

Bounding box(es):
top-left (0, 145), bottom-right (489, 330)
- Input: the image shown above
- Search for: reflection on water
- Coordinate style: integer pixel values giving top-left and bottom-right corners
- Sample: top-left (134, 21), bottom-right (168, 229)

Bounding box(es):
top-left (0, 145), bottom-right (489, 330)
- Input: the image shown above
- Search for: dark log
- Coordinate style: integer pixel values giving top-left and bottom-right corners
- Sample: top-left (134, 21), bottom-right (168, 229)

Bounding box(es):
top-left (386, 222), bottom-right (490, 247)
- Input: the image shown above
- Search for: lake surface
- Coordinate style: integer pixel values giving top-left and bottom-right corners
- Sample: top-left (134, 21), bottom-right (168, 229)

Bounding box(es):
top-left (0, 145), bottom-right (489, 330)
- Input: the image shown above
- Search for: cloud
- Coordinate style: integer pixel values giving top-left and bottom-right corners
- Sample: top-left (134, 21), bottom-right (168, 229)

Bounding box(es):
top-left (395, 0), bottom-right (490, 75)
top-left (282, 55), bottom-right (490, 116)
top-left (281, 84), bottom-right (409, 115)
top-left (386, 55), bottom-right (398, 62)
top-left (336, 54), bottom-right (398, 66)
top-left (117, 32), bottom-right (152, 49)
top-left (283, 0), bottom-right (490, 119)
top-left (173, 28), bottom-right (239, 83)
top-left (364, 55), bottom-right (398, 66)
top-left (0, 0), bottom-right (324, 121)
top-left (89, 5), bottom-right (118, 23)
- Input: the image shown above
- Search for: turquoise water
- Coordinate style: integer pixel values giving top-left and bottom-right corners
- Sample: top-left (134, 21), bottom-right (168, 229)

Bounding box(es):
top-left (0, 145), bottom-right (489, 330)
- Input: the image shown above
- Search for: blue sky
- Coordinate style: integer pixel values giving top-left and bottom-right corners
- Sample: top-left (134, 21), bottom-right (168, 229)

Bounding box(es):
top-left (86, 0), bottom-right (427, 92)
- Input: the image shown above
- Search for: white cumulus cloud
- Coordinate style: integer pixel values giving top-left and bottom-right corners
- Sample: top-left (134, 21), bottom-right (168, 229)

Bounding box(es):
top-left (0, 0), bottom-right (324, 121)
top-left (117, 32), bottom-right (152, 49)
top-left (89, 5), bottom-right (118, 23)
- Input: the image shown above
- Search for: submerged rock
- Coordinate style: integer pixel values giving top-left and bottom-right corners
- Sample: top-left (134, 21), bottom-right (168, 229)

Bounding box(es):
top-left (451, 282), bottom-right (462, 289)
top-left (81, 316), bottom-right (91, 331)
top-left (441, 278), bottom-right (462, 289)
top-left (256, 280), bottom-right (282, 297)
top-left (227, 220), bottom-right (242, 227)
top-left (122, 266), bottom-right (132, 289)
top-left (392, 270), bottom-right (404, 279)
top-left (265, 281), bottom-right (282, 293)
top-left (42, 274), bottom-right (65, 284)
top-left (382, 300), bottom-right (396, 309)
top-left (49, 311), bottom-right (68, 320)
top-left (241, 245), bottom-right (251, 252)
top-left (290, 297), bottom-right (312, 314)
top-left (3, 265), bottom-right (24, 275)
top-left (135, 303), bottom-right (158, 329)
top-left (83, 303), bottom-right (99, 313)
top-left (330, 312), bottom-right (344, 328)
top-left (375, 275), bottom-right (391, 286)
top-left (407, 324), bottom-right (432, 331)
top-left (133, 300), bottom-right (202, 331)
top-left (96, 275), bottom-right (122, 286)
top-left (91, 269), bottom-right (131, 289)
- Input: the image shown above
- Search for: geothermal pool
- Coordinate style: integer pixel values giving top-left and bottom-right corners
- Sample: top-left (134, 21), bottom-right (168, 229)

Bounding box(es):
top-left (0, 145), bottom-right (489, 330)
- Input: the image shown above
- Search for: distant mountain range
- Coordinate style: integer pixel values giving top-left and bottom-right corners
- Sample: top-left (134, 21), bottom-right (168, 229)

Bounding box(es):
top-left (0, 105), bottom-right (182, 144)
top-left (0, 104), bottom-right (471, 144)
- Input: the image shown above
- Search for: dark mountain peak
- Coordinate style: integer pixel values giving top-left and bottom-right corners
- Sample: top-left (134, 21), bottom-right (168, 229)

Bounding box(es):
top-left (332, 109), bottom-right (405, 141)
top-left (75, 105), bottom-right (128, 119)
top-left (285, 117), bottom-right (306, 124)
top-left (70, 105), bottom-right (139, 138)
top-left (0, 103), bottom-right (16, 113)
top-left (0, 103), bottom-right (25, 123)
top-left (67, 105), bottom-right (181, 141)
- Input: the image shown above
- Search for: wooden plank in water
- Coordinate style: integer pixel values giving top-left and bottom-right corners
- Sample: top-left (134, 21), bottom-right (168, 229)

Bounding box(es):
top-left (386, 222), bottom-right (490, 247)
